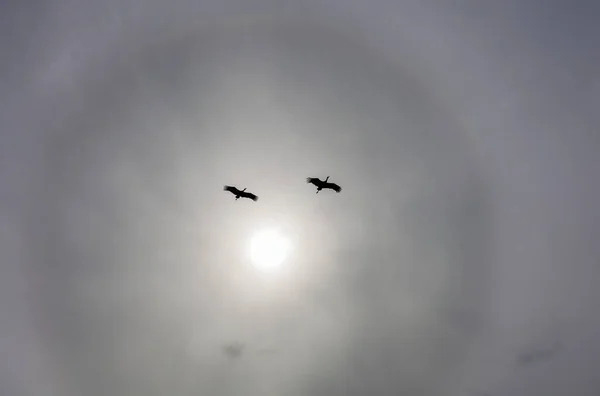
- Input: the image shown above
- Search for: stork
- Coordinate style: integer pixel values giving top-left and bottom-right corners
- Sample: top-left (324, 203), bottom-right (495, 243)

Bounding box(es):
top-left (306, 176), bottom-right (342, 194)
top-left (223, 185), bottom-right (258, 201)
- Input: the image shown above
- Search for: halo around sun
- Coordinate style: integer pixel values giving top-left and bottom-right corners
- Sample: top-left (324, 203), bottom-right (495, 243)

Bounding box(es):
top-left (248, 229), bottom-right (292, 271)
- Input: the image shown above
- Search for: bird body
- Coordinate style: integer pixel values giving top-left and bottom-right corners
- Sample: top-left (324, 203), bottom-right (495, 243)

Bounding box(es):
top-left (306, 176), bottom-right (342, 193)
top-left (224, 185), bottom-right (258, 201)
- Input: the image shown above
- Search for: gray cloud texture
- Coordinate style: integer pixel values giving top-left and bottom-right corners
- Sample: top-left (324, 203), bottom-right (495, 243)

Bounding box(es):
top-left (2, 1), bottom-right (599, 396)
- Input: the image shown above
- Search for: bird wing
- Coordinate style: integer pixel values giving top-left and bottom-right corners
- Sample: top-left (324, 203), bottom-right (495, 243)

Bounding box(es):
top-left (224, 185), bottom-right (240, 194)
top-left (327, 182), bottom-right (342, 192)
top-left (242, 191), bottom-right (258, 201)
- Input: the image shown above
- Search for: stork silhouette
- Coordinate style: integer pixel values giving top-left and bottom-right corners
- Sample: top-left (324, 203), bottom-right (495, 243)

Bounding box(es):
top-left (306, 176), bottom-right (342, 194)
top-left (223, 185), bottom-right (258, 201)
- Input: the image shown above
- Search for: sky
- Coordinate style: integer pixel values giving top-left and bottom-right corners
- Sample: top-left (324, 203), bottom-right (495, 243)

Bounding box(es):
top-left (1, 1), bottom-right (600, 395)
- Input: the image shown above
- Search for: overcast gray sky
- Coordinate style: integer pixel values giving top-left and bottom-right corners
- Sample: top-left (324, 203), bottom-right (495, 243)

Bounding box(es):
top-left (2, 1), bottom-right (600, 395)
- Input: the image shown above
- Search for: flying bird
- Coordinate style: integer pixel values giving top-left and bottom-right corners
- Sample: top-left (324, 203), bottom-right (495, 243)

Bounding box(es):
top-left (306, 176), bottom-right (342, 193)
top-left (222, 342), bottom-right (245, 359)
top-left (517, 341), bottom-right (562, 367)
top-left (223, 185), bottom-right (258, 201)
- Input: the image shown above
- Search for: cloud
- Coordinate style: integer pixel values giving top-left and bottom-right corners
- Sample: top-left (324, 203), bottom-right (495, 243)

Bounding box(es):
top-left (2, 1), bottom-right (599, 396)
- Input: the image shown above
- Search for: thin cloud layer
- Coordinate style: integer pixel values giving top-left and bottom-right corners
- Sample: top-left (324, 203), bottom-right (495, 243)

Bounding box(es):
top-left (1, 2), bottom-right (599, 396)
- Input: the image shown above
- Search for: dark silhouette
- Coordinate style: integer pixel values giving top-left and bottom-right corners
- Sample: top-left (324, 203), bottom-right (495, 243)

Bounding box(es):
top-left (223, 185), bottom-right (258, 201)
top-left (222, 342), bottom-right (245, 359)
top-left (306, 176), bottom-right (342, 193)
top-left (517, 341), bottom-right (562, 367)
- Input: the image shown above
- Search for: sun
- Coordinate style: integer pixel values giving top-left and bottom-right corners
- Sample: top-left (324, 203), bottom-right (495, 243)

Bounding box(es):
top-left (248, 229), bottom-right (292, 271)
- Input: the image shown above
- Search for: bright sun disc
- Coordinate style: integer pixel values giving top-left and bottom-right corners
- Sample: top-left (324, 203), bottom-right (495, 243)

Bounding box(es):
top-left (249, 229), bottom-right (291, 271)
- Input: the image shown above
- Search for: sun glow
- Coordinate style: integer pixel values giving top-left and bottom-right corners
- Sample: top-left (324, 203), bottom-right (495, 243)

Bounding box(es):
top-left (248, 229), bottom-right (292, 271)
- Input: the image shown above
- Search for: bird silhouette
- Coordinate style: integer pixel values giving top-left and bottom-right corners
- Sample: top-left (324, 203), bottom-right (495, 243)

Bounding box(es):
top-left (222, 342), bottom-right (245, 359)
top-left (223, 185), bottom-right (258, 201)
top-left (306, 176), bottom-right (342, 194)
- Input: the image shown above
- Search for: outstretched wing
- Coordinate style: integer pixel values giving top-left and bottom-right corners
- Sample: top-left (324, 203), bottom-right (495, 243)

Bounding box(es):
top-left (241, 191), bottom-right (259, 201)
top-left (306, 177), bottom-right (319, 184)
top-left (224, 185), bottom-right (240, 195)
top-left (327, 182), bottom-right (342, 193)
